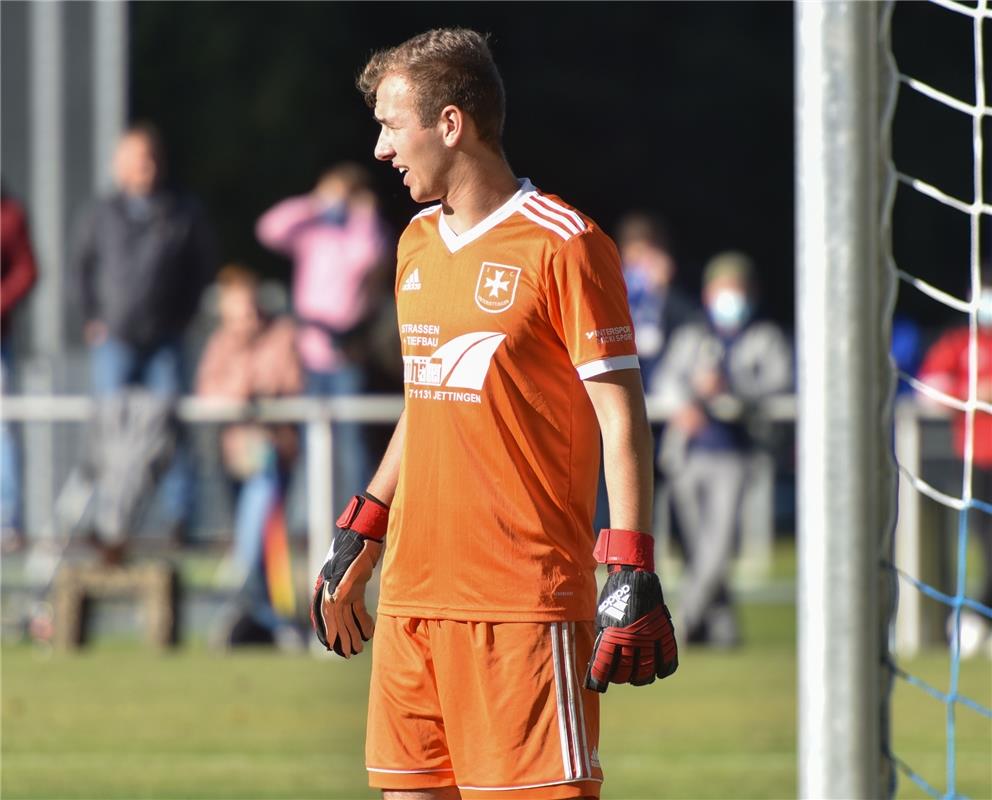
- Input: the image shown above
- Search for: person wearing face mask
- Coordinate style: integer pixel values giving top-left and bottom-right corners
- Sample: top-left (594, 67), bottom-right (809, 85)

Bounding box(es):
top-left (596, 214), bottom-right (701, 535)
top-left (72, 122), bottom-right (218, 546)
top-left (651, 252), bottom-right (793, 646)
top-left (917, 274), bottom-right (992, 658)
top-left (617, 214), bottom-right (701, 386)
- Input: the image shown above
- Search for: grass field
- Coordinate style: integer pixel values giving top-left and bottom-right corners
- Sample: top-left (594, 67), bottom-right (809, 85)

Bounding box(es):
top-left (2, 597), bottom-right (989, 800)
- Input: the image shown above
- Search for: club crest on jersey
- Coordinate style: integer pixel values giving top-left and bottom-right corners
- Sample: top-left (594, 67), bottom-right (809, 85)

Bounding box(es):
top-left (475, 262), bottom-right (521, 314)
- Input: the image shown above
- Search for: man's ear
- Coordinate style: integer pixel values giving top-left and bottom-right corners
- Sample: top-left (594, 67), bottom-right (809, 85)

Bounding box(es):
top-left (438, 105), bottom-right (464, 148)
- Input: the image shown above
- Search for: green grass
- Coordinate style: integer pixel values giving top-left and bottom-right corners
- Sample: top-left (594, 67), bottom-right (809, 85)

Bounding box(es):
top-left (3, 597), bottom-right (989, 800)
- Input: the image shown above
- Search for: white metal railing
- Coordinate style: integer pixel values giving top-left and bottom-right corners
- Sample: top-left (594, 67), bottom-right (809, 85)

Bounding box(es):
top-left (1, 392), bottom-right (948, 653)
top-left (2, 392), bottom-right (795, 578)
top-left (2, 393), bottom-right (404, 591)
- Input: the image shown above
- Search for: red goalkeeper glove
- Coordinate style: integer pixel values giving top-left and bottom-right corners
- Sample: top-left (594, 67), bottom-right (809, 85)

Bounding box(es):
top-left (585, 529), bottom-right (678, 692)
top-left (310, 493), bottom-right (388, 658)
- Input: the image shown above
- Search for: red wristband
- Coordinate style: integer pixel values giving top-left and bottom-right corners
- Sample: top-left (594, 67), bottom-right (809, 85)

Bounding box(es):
top-left (336, 494), bottom-right (389, 541)
top-left (593, 529), bottom-right (655, 572)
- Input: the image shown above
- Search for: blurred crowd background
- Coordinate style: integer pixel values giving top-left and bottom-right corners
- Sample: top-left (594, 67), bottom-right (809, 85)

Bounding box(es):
top-left (1, 2), bottom-right (988, 657)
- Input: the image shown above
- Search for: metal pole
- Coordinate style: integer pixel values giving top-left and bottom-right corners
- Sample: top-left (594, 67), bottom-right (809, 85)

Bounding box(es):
top-left (28, 1), bottom-right (65, 354)
top-left (27, 1), bottom-right (66, 540)
top-left (307, 414), bottom-right (334, 653)
top-left (92, 0), bottom-right (128, 193)
top-left (893, 400), bottom-right (923, 656)
top-left (795, 2), bottom-right (894, 797)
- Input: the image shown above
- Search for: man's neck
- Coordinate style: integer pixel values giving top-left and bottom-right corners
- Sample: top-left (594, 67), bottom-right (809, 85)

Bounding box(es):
top-left (440, 155), bottom-right (519, 235)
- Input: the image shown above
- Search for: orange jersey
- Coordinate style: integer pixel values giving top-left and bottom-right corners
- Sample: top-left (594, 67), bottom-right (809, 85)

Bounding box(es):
top-left (380, 179), bottom-right (638, 622)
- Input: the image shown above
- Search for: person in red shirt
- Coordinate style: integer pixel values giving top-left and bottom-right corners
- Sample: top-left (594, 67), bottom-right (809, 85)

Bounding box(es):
top-left (917, 277), bottom-right (992, 656)
top-left (0, 191), bottom-right (37, 337)
top-left (0, 189), bottom-right (39, 548)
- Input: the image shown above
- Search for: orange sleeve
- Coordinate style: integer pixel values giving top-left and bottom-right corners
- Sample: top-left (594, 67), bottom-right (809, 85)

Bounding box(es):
top-left (544, 228), bottom-right (638, 379)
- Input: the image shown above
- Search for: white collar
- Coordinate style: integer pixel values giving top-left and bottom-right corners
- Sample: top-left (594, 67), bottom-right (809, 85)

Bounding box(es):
top-left (437, 178), bottom-right (534, 254)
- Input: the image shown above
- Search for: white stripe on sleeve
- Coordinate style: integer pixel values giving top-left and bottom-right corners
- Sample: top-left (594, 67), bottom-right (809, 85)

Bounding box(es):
top-left (525, 197), bottom-right (582, 235)
top-left (534, 194), bottom-right (587, 232)
top-left (576, 355), bottom-right (641, 380)
top-left (519, 204), bottom-right (573, 241)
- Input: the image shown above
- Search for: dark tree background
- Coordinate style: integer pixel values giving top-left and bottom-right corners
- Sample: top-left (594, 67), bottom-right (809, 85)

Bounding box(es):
top-left (130, 1), bottom-right (981, 334)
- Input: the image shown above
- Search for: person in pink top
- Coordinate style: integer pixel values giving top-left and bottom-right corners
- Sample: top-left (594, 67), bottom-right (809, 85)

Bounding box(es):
top-left (256, 163), bottom-right (389, 511)
top-left (917, 275), bottom-right (992, 656)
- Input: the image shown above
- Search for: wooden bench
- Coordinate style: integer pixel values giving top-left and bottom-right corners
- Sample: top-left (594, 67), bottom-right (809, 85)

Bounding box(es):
top-left (52, 561), bottom-right (178, 650)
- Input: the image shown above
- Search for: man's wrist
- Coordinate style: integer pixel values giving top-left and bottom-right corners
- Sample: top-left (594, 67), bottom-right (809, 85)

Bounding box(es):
top-left (363, 490), bottom-right (388, 509)
top-left (593, 528), bottom-right (655, 572)
top-left (335, 494), bottom-right (389, 541)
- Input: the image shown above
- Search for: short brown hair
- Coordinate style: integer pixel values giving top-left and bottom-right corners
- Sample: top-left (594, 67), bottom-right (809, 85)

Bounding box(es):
top-left (216, 263), bottom-right (259, 290)
top-left (123, 121), bottom-right (166, 169)
top-left (616, 212), bottom-right (673, 254)
top-left (319, 161), bottom-right (373, 193)
top-left (703, 251), bottom-right (755, 289)
top-left (357, 28), bottom-right (505, 148)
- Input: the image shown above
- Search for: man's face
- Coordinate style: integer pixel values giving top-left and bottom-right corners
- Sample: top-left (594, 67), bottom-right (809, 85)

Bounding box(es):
top-left (704, 275), bottom-right (752, 332)
top-left (113, 133), bottom-right (158, 196)
top-left (218, 283), bottom-right (260, 336)
top-left (621, 240), bottom-right (675, 291)
top-left (373, 73), bottom-right (450, 203)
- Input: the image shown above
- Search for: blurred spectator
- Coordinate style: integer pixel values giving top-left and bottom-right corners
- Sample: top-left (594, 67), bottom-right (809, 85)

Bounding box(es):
top-left (71, 122), bottom-right (217, 541)
top-left (596, 212), bottom-right (700, 532)
top-left (617, 212), bottom-right (700, 385)
top-left (652, 252), bottom-right (792, 646)
top-left (917, 277), bottom-right (992, 657)
top-left (0, 188), bottom-right (39, 550)
top-left (197, 265), bottom-right (304, 648)
top-left (256, 162), bottom-right (389, 511)
top-left (892, 314), bottom-right (923, 396)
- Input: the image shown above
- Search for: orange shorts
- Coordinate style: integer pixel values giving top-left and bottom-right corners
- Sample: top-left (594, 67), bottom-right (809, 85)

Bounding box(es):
top-left (366, 615), bottom-right (603, 799)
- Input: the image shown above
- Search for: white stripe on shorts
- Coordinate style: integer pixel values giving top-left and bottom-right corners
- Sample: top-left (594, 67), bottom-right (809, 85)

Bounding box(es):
top-left (549, 622), bottom-right (574, 780)
top-left (367, 766), bottom-right (455, 774)
top-left (562, 622), bottom-right (592, 777)
top-left (459, 776), bottom-right (604, 791)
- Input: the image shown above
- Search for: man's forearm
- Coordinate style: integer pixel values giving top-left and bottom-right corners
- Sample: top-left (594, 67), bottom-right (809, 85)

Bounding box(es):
top-left (366, 409), bottom-right (406, 506)
top-left (586, 372), bottom-right (655, 533)
top-left (601, 408), bottom-right (654, 532)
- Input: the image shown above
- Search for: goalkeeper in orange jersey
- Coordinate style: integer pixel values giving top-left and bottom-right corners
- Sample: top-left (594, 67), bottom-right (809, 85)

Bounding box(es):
top-left (310, 27), bottom-right (677, 799)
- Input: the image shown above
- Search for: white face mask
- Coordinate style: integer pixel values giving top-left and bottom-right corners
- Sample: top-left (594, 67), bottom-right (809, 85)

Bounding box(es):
top-left (978, 288), bottom-right (992, 328)
top-left (708, 289), bottom-right (751, 332)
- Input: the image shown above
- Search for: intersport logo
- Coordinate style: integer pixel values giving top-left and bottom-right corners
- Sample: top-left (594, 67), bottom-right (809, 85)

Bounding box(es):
top-left (402, 331), bottom-right (507, 391)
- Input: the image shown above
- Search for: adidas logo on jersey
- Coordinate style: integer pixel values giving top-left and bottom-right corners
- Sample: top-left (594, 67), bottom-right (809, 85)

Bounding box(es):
top-left (598, 584), bottom-right (631, 622)
top-left (401, 268), bottom-right (422, 292)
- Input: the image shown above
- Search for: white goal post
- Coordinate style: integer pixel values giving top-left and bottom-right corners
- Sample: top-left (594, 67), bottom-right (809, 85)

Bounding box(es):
top-left (795, 2), bottom-right (897, 798)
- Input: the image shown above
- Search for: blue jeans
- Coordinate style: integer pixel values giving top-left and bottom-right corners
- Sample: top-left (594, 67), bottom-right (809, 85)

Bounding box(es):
top-left (89, 336), bottom-right (193, 527)
top-left (1, 344), bottom-right (21, 533)
top-left (306, 365), bottom-right (371, 513)
top-left (233, 451), bottom-right (288, 633)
